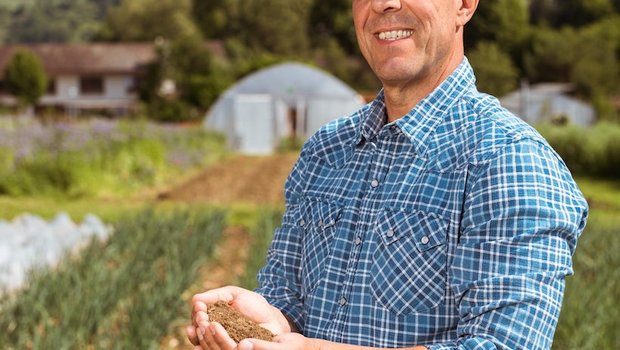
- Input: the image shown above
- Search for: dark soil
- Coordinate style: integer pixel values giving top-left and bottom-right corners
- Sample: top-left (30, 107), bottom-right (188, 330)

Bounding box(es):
top-left (207, 301), bottom-right (275, 342)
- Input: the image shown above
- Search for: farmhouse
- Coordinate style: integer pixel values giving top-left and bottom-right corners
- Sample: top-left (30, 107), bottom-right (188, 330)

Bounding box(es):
top-left (204, 62), bottom-right (365, 155)
top-left (0, 43), bottom-right (156, 115)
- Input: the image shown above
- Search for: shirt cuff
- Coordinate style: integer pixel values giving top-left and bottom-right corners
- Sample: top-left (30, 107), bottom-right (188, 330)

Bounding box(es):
top-left (427, 337), bottom-right (498, 350)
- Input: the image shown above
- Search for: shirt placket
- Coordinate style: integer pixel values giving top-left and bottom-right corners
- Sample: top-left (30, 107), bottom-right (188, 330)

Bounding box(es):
top-left (328, 130), bottom-right (396, 341)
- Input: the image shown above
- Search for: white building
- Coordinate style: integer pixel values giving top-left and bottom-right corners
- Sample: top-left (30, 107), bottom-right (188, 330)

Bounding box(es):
top-left (0, 43), bottom-right (156, 115)
top-left (204, 62), bottom-right (365, 155)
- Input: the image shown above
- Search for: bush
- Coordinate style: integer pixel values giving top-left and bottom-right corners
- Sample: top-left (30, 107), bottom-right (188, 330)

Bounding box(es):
top-left (468, 41), bottom-right (519, 96)
top-left (3, 49), bottom-right (48, 108)
top-left (536, 122), bottom-right (620, 178)
top-left (276, 136), bottom-right (304, 153)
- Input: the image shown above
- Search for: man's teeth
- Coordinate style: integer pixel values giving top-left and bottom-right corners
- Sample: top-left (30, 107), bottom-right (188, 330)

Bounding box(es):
top-left (378, 30), bottom-right (413, 41)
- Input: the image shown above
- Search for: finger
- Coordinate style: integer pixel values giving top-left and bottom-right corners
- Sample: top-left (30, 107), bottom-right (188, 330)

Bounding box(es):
top-left (193, 310), bottom-right (209, 332)
top-left (192, 301), bottom-right (209, 327)
top-left (192, 286), bottom-right (241, 306)
top-left (195, 301), bottom-right (208, 313)
top-left (197, 323), bottom-right (219, 350)
top-left (186, 325), bottom-right (199, 346)
top-left (196, 311), bottom-right (209, 324)
top-left (210, 322), bottom-right (237, 349)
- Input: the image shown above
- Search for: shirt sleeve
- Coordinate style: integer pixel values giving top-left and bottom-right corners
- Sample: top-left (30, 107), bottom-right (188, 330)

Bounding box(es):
top-left (429, 138), bottom-right (588, 350)
top-left (254, 140), bottom-right (313, 332)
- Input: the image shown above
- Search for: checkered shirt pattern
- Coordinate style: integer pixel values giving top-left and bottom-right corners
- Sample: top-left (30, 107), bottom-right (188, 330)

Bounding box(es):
top-left (256, 58), bottom-right (588, 350)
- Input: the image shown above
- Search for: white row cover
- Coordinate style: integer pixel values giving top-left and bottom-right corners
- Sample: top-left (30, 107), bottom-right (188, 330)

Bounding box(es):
top-left (0, 212), bottom-right (112, 294)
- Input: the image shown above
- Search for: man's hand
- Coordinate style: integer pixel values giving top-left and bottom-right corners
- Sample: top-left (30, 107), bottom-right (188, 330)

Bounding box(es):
top-left (186, 285), bottom-right (292, 349)
top-left (237, 333), bottom-right (316, 350)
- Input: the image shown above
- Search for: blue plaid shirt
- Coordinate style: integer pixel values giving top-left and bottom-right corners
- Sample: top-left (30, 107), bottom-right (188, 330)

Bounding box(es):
top-left (256, 58), bottom-right (588, 349)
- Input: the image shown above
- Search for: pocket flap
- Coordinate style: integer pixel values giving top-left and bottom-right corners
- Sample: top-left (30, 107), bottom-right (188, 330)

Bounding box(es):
top-left (316, 201), bottom-right (342, 231)
top-left (375, 209), bottom-right (447, 251)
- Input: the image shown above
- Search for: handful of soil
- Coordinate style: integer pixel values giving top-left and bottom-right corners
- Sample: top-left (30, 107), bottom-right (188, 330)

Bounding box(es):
top-left (207, 301), bottom-right (275, 342)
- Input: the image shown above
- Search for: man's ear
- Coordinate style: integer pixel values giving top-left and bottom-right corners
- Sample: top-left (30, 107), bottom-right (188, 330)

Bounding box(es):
top-left (456, 0), bottom-right (479, 26)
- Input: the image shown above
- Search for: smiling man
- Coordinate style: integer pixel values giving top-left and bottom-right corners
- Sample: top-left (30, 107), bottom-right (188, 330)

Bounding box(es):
top-left (187, 1), bottom-right (588, 349)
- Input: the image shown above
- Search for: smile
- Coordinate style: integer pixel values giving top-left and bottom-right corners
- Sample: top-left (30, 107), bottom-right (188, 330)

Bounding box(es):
top-left (378, 30), bottom-right (413, 41)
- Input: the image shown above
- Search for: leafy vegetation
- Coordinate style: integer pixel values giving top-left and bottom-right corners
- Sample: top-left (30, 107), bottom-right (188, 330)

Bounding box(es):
top-left (0, 207), bottom-right (227, 349)
top-left (2, 49), bottom-right (47, 109)
top-left (0, 117), bottom-right (227, 197)
top-left (536, 122), bottom-right (620, 178)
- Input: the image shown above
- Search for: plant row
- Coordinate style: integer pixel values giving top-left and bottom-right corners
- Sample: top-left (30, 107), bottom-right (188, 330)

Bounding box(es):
top-left (0, 207), bottom-right (227, 349)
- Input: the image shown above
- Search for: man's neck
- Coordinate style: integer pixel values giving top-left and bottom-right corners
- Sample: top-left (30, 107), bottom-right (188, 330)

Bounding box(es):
top-left (383, 53), bottom-right (463, 123)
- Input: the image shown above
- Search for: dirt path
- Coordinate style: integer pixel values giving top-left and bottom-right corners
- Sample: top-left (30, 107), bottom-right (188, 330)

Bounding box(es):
top-left (157, 153), bottom-right (298, 349)
top-left (158, 153), bottom-right (298, 205)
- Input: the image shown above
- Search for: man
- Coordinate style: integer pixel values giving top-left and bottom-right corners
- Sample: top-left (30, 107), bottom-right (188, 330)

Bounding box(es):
top-left (187, 0), bottom-right (588, 349)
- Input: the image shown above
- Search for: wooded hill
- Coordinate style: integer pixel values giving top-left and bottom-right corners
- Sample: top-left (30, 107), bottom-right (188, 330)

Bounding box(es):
top-left (1, 0), bottom-right (619, 122)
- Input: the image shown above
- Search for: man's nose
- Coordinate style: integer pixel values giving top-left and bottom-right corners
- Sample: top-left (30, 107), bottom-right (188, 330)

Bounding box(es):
top-left (371, 0), bottom-right (402, 13)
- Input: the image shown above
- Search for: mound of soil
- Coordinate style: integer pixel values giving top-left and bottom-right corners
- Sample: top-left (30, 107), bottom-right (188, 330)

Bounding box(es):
top-left (207, 301), bottom-right (274, 342)
top-left (158, 154), bottom-right (298, 205)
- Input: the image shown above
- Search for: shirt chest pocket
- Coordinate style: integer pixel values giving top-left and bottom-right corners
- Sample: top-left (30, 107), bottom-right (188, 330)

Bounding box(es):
top-left (301, 200), bottom-right (343, 295)
top-left (370, 208), bottom-right (448, 315)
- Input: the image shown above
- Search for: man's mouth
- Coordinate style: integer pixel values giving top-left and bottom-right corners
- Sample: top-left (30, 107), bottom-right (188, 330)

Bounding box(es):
top-left (377, 30), bottom-right (413, 41)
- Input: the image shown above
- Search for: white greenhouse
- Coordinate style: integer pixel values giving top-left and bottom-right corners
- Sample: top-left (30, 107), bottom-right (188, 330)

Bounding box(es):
top-left (203, 62), bottom-right (366, 154)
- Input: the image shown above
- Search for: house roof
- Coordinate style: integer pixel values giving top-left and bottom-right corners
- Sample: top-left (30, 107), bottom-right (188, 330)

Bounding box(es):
top-left (0, 43), bottom-right (157, 78)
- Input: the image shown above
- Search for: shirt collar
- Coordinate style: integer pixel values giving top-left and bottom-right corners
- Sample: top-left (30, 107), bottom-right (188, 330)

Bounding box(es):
top-left (357, 58), bottom-right (477, 155)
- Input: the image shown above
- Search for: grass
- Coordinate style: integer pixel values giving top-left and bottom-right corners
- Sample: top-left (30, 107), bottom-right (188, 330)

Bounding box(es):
top-left (0, 195), bottom-right (146, 222)
top-left (237, 208), bottom-right (282, 290)
top-left (551, 177), bottom-right (620, 349)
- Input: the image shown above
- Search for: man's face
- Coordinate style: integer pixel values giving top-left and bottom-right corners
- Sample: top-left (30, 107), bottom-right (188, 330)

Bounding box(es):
top-left (352, 0), bottom-right (462, 87)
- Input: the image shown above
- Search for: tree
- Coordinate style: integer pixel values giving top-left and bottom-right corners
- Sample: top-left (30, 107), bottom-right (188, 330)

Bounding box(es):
top-left (467, 42), bottom-right (518, 97)
top-left (555, 0), bottom-right (614, 27)
top-left (3, 49), bottom-right (48, 110)
top-left (524, 26), bottom-right (577, 83)
top-left (100, 0), bottom-right (200, 42)
top-left (137, 35), bottom-right (233, 121)
top-left (466, 0), bottom-right (530, 72)
top-left (192, 0), bottom-right (241, 39)
top-left (6, 0), bottom-right (100, 43)
top-left (571, 17), bottom-right (620, 121)
top-left (466, 0), bottom-right (530, 52)
top-left (308, 0), bottom-right (357, 54)
top-left (237, 0), bottom-right (313, 56)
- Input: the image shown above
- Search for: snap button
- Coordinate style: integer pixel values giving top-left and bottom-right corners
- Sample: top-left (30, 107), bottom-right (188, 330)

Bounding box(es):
top-left (421, 235), bottom-right (430, 245)
top-left (355, 237), bottom-right (362, 246)
top-left (299, 218), bottom-right (305, 226)
top-left (371, 179), bottom-right (379, 188)
top-left (339, 297), bottom-right (348, 306)
top-left (386, 229), bottom-right (395, 237)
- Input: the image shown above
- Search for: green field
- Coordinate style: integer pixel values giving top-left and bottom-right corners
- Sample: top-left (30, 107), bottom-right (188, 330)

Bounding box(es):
top-left (0, 176), bottom-right (617, 349)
